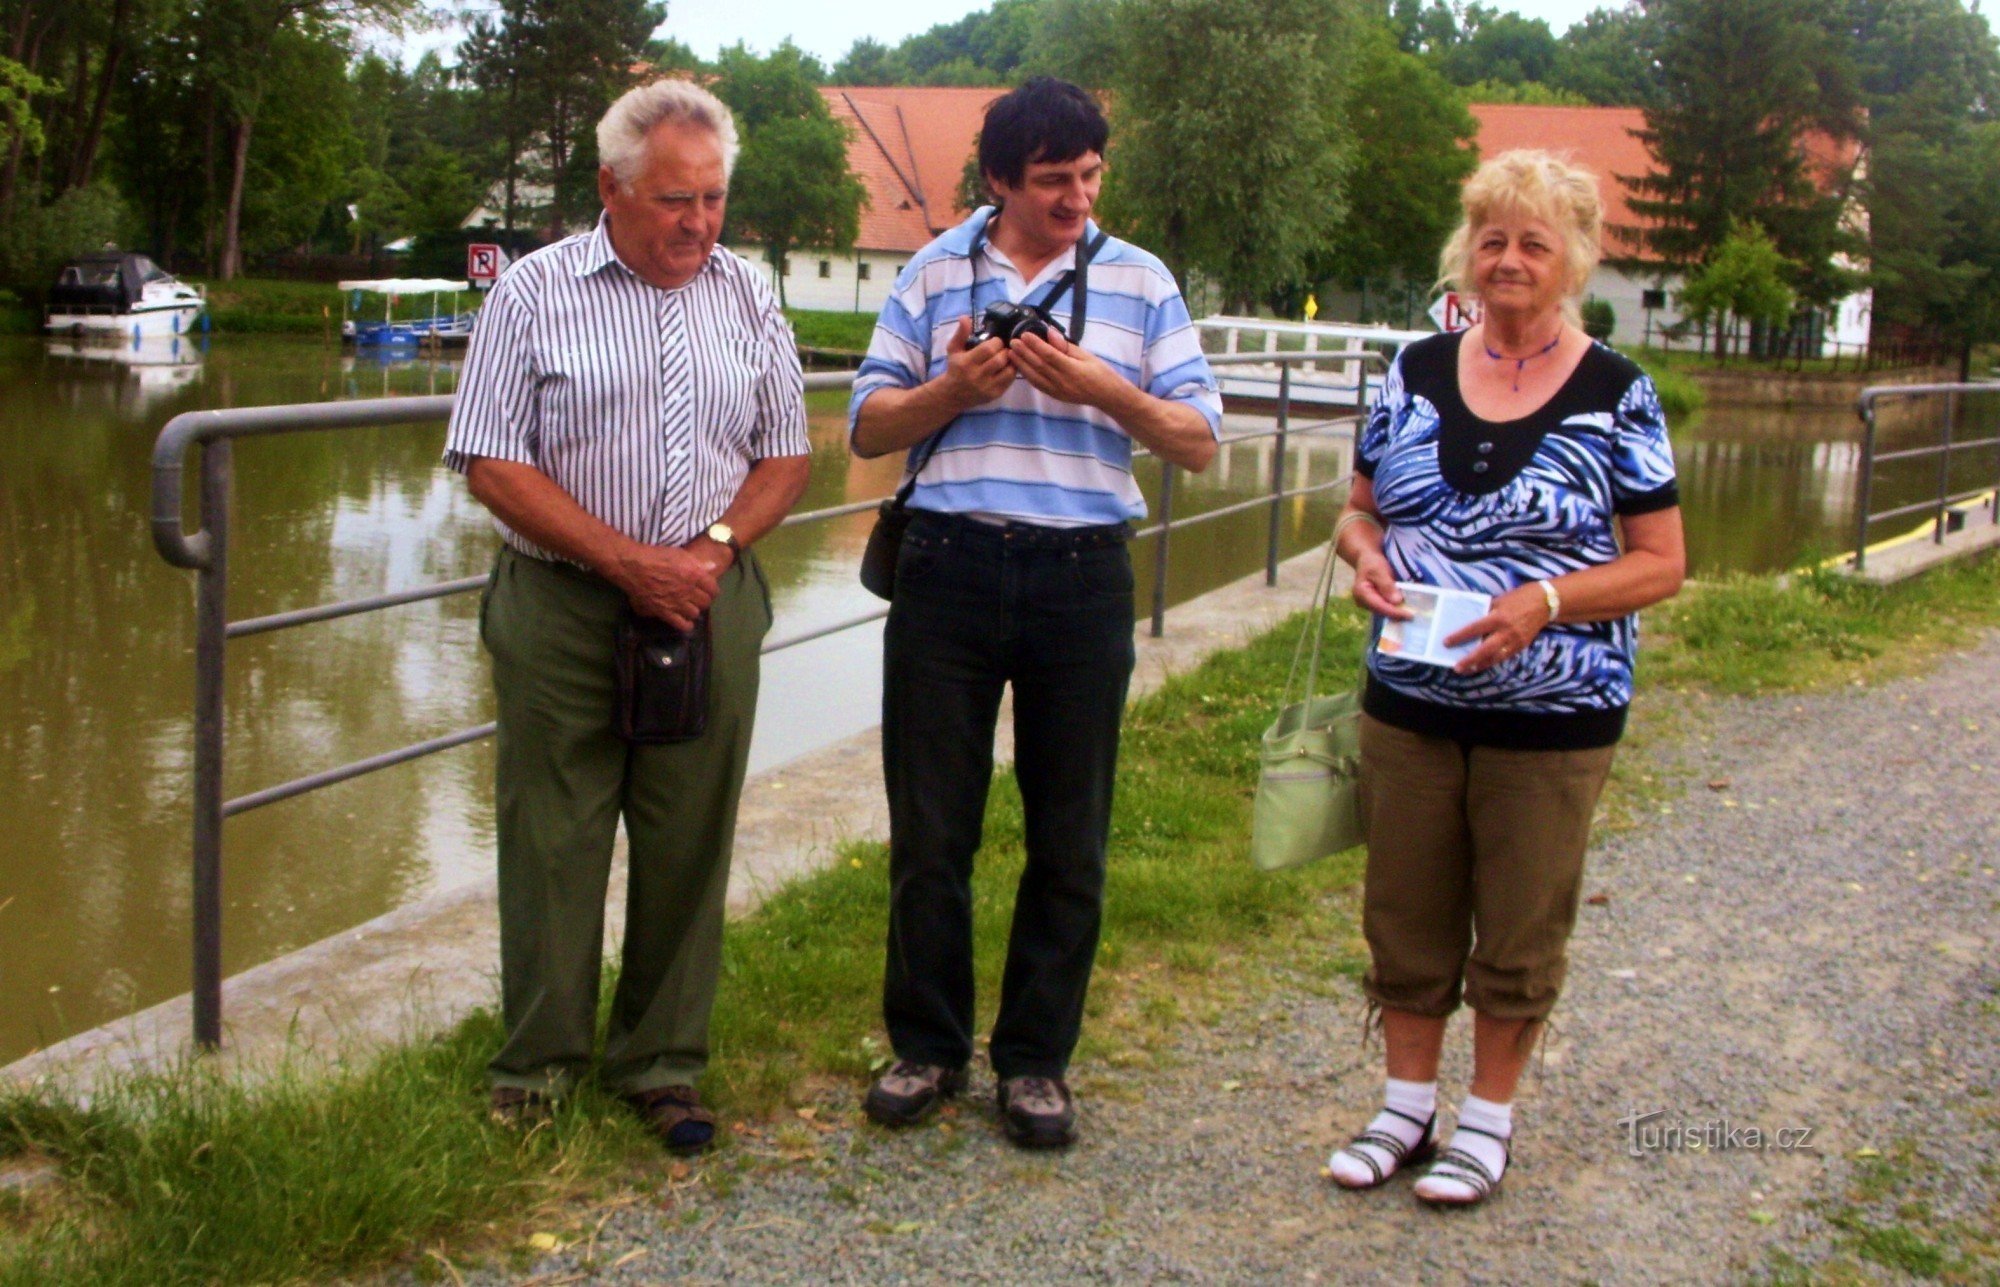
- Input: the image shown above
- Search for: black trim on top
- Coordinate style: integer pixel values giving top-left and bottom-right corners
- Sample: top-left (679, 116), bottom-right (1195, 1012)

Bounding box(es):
top-left (1363, 674), bottom-right (1628, 751)
top-left (1617, 479), bottom-right (1681, 515)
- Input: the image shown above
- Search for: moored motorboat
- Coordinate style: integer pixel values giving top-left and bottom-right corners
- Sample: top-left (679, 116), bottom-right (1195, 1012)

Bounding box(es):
top-left (338, 278), bottom-right (475, 347)
top-left (44, 252), bottom-right (206, 339)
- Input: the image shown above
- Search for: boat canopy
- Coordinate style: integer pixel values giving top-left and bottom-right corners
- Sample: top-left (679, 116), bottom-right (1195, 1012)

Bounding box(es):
top-left (337, 278), bottom-right (468, 294)
top-left (48, 253), bottom-right (177, 312)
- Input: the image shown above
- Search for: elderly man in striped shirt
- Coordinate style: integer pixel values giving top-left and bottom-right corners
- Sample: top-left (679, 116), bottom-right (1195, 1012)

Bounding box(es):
top-left (851, 77), bottom-right (1222, 1148)
top-left (443, 80), bottom-right (810, 1151)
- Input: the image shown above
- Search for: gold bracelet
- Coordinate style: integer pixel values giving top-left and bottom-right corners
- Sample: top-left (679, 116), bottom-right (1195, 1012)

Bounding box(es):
top-left (1537, 578), bottom-right (1562, 622)
top-left (1333, 511), bottom-right (1383, 548)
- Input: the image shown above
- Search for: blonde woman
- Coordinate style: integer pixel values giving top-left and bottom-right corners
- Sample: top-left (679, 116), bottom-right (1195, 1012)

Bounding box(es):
top-left (1326, 151), bottom-right (1685, 1205)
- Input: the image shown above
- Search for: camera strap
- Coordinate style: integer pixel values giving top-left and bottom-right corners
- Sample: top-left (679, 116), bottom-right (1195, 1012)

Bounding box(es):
top-left (897, 221), bottom-right (1112, 499)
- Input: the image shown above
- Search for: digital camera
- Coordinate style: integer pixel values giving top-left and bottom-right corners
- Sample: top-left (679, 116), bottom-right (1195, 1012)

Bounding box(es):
top-left (969, 300), bottom-right (1055, 346)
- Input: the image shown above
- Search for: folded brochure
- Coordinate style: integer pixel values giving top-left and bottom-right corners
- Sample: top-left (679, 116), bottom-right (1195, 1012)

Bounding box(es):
top-left (1376, 583), bottom-right (1492, 667)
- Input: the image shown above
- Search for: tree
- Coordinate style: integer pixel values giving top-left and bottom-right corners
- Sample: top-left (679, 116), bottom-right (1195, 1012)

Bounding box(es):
top-left (458, 0), bottom-right (661, 240)
top-left (1550, 6), bottom-right (1661, 106)
top-left (830, 37), bottom-right (906, 85)
top-left (1622, 0), bottom-right (1861, 306)
top-left (0, 55), bottom-right (49, 160)
top-left (1109, 0), bottom-right (1359, 312)
top-left (1677, 221), bottom-right (1795, 361)
top-left (1019, 0), bottom-right (1117, 88)
top-left (1436, 11), bottom-right (1557, 88)
top-left (1311, 16), bottom-right (1476, 316)
top-left (713, 44), bottom-right (866, 307)
top-left (1840, 0), bottom-right (2000, 351)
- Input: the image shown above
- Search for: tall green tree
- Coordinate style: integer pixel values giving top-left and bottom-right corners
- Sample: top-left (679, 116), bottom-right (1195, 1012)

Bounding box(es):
top-left (1677, 220), bottom-right (1795, 360)
top-left (1840, 0), bottom-right (2000, 355)
top-left (1549, 5), bottom-right (1661, 106)
top-left (1623, 0), bottom-right (1862, 307)
top-left (458, 0), bottom-right (661, 239)
top-left (1019, 0), bottom-right (1117, 87)
top-left (1110, 0), bottom-right (1359, 311)
top-left (1312, 15), bottom-right (1476, 315)
top-left (713, 43), bottom-right (865, 307)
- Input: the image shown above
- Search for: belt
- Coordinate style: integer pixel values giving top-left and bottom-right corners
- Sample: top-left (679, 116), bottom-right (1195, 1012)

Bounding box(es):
top-left (907, 509), bottom-right (1131, 552)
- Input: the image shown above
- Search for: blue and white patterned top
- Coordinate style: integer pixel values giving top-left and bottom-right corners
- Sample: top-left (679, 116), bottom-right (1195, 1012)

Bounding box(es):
top-left (848, 207), bottom-right (1222, 528)
top-left (1356, 331), bottom-right (1680, 749)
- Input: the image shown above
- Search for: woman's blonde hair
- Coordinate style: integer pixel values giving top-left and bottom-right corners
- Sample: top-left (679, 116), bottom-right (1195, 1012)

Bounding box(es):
top-left (1437, 149), bottom-right (1603, 320)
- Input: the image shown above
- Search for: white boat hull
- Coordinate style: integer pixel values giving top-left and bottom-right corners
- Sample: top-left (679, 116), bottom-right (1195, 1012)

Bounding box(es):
top-left (45, 302), bottom-right (204, 340)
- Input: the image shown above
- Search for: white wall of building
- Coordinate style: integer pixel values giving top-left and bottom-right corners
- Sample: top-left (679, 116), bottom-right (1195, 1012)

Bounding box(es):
top-left (730, 244), bottom-right (909, 315)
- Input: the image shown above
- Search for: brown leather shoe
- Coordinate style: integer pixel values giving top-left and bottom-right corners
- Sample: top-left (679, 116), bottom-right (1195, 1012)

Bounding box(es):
top-left (623, 1084), bottom-right (717, 1154)
top-left (488, 1085), bottom-right (555, 1128)
top-left (997, 1075), bottom-right (1077, 1149)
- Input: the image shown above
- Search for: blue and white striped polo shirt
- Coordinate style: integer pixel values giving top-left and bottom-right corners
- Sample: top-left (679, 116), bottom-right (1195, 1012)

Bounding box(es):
top-left (848, 207), bottom-right (1222, 528)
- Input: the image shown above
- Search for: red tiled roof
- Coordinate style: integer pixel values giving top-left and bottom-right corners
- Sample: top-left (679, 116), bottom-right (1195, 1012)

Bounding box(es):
top-left (1467, 103), bottom-right (1863, 262)
top-left (820, 86), bottom-right (1004, 253)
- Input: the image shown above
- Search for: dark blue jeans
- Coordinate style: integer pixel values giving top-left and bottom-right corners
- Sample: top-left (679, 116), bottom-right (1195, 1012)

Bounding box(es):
top-left (881, 510), bottom-right (1137, 1080)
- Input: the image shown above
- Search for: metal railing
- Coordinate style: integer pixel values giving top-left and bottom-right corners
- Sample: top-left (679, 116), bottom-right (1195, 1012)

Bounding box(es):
top-left (1852, 382), bottom-right (2000, 573)
top-left (150, 348), bottom-right (1380, 1048)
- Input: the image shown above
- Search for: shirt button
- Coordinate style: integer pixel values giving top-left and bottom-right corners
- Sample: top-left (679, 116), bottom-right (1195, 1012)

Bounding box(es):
top-left (1472, 460), bottom-right (1490, 474)
top-left (1477, 441), bottom-right (1494, 454)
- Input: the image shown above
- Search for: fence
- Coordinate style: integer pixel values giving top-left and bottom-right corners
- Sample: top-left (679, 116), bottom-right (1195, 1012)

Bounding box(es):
top-left (150, 348), bottom-right (1381, 1048)
top-left (1851, 382), bottom-right (2000, 572)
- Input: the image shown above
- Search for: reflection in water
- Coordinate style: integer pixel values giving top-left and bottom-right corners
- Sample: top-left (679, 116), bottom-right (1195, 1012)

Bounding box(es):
top-left (0, 336), bottom-right (1345, 1064)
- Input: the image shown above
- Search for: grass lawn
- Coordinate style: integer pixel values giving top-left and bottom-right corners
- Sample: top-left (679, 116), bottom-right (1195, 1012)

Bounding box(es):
top-left (4, 552), bottom-right (2000, 1283)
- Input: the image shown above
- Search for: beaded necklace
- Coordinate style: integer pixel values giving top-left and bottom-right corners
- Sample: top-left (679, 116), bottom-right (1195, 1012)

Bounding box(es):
top-left (1482, 330), bottom-right (1562, 392)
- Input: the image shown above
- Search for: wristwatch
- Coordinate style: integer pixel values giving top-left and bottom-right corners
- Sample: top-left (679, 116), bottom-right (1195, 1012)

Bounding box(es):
top-left (705, 522), bottom-right (739, 553)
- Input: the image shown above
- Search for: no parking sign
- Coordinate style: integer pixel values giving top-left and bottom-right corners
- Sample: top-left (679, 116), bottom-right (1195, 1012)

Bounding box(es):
top-left (468, 243), bottom-right (506, 288)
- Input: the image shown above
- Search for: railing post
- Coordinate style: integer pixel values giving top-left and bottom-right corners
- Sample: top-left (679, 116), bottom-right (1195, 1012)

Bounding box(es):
top-left (1267, 365), bottom-right (1290, 586)
top-left (1936, 390), bottom-right (1956, 544)
top-left (193, 439), bottom-right (230, 1050)
top-left (1854, 396), bottom-right (1878, 573)
top-left (1151, 462), bottom-right (1175, 638)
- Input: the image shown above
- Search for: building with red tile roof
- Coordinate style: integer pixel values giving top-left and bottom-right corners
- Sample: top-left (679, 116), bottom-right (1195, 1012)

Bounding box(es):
top-left (736, 89), bottom-right (1869, 352)
top-left (730, 86), bottom-right (1002, 316)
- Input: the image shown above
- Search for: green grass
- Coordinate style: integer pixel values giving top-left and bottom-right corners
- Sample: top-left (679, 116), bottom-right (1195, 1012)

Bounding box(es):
top-left (785, 308), bottom-right (876, 353)
top-left (6, 552), bottom-right (2000, 1283)
top-left (0, 609), bottom-right (1372, 1285)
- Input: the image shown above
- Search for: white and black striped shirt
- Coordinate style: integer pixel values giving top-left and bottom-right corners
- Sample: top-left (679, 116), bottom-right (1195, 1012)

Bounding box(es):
top-left (443, 215), bottom-right (810, 559)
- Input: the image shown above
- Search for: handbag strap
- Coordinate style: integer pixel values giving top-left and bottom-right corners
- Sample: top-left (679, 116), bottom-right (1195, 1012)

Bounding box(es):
top-left (1281, 536), bottom-right (1347, 709)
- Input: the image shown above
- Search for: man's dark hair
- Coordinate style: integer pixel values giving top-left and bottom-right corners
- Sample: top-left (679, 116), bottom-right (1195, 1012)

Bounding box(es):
top-left (977, 77), bottom-right (1108, 192)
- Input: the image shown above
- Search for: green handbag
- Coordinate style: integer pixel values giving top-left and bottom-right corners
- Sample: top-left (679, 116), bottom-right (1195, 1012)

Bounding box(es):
top-left (1250, 538), bottom-right (1365, 872)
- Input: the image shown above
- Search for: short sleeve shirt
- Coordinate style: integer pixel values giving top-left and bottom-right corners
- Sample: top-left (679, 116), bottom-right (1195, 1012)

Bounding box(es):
top-left (442, 216), bottom-right (810, 560)
top-left (847, 207), bottom-right (1222, 528)
top-left (1355, 332), bottom-right (1680, 748)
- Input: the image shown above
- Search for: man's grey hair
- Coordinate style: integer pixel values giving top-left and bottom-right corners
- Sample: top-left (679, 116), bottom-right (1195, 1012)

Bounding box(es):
top-left (598, 78), bottom-right (741, 185)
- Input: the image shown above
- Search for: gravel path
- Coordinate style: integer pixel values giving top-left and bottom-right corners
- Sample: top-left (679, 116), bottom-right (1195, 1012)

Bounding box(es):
top-left (459, 635), bottom-right (2000, 1285)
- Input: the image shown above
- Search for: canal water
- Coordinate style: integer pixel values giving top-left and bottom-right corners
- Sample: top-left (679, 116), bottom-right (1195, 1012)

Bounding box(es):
top-left (0, 333), bottom-right (1983, 1065)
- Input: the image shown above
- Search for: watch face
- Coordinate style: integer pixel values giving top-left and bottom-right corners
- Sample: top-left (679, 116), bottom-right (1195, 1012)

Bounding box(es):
top-left (708, 524), bottom-right (735, 547)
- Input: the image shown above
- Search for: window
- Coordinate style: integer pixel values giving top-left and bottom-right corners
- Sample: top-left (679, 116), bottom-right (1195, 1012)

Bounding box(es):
top-left (1641, 288), bottom-right (1666, 310)
top-left (817, 260), bottom-right (831, 278)
top-left (857, 262), bottom-right (872, 281)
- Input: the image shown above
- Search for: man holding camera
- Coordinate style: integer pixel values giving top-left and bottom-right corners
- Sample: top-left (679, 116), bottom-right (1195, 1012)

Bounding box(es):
top-left (848, 77), bottom-right (1221, 1148)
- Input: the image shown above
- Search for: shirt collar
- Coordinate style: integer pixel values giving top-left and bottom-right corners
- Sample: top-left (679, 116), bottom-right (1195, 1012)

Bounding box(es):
top-left (574, 212), bottom-right (719, 289)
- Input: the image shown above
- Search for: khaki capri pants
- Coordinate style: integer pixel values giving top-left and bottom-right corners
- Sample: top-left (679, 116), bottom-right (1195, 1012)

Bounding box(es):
top-left (1358, 714), bottom-right (1616, 1021)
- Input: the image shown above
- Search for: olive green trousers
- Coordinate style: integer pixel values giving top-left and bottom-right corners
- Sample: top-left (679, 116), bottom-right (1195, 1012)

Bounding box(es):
top-left (480, 547), bottom-right (770, 1096)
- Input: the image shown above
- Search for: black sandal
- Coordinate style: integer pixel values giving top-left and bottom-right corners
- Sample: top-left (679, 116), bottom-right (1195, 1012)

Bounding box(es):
top-left (1415, 1123), bottom-right (1511, 1205)
top-left (1329, 1107), bottom-right (1437, 1189)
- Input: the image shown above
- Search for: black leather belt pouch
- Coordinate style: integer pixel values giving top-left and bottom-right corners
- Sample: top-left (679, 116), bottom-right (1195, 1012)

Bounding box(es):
top-left (613, 609), bottom-right (711, 743)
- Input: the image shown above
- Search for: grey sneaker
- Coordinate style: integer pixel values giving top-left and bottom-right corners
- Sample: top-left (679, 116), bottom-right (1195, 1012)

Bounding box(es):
top-left (863, 1059), bottom-right (967, 1127)
top-left (997, 1075), bottom-right (1077, 1149)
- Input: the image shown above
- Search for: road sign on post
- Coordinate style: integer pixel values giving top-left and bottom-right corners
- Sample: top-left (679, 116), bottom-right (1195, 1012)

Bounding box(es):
top-left (468, 243), bottom-right (506, 289)
top-left (1427, 291), bottom-right (1481, 332)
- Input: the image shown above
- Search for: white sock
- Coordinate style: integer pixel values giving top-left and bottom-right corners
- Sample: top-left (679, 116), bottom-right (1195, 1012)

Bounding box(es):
top-left (1415, 1094), bottom-right (1513, 1201)
top-left (1328, 1077), bottom-right (1436, 1188)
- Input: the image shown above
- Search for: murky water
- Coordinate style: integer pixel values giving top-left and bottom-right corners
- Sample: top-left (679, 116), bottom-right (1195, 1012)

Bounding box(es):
top-left (4, 335), bottom-right (1990, 1063)
top-left (0, 334), bottom-right (1356, 1063)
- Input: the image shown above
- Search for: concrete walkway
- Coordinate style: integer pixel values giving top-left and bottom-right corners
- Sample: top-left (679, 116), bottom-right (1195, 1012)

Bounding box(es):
top-left (3, 547), bottom-right (1345, 1093)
